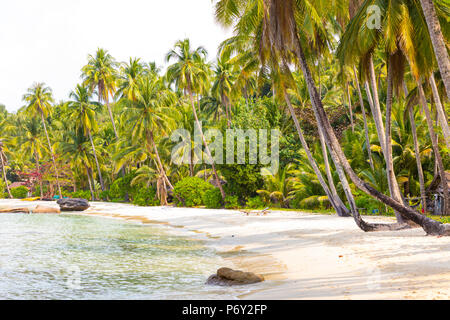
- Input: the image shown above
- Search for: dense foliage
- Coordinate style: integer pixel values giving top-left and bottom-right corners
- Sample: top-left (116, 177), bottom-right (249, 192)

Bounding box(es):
top-left (0, 0), bottom-right (448, 225)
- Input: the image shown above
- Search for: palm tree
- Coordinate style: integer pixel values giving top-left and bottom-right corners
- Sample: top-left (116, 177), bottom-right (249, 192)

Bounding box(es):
top-left (123, 74), bottom-right (176, 203)
top-left (211, 49), bottom-right (237, 126)
top-left (166, 39), bottom-right (226, 200)
top-left (16, 116), bottom-right (47, 199)
top-left (68, 84), bottom-right (105, 192)
top-left (81, 48), bottom-right (119, 138)
top-left (116, 57), bottom-right (145, 102)
top-left (23, 82), bottom-right (62, 198)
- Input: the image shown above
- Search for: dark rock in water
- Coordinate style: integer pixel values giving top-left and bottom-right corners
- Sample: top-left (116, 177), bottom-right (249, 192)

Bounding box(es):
top-left (206, 267), bottom-right (264, 286)
top-left (57, 198), bottom-right (90, 211)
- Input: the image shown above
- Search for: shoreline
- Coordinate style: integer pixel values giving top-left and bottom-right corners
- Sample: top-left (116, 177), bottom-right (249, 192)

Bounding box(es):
top-left (2, 199), bottom-right (450, 299)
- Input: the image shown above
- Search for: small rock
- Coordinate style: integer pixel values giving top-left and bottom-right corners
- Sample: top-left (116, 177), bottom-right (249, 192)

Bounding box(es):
top-left (206, 267), bottom-right (264, 286)
top-left (57, 198), bottom-right (90, 211)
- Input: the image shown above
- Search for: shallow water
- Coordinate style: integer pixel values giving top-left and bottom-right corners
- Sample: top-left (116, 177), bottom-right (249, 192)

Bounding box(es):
top-left (0, 213), bottom-right (242, 299)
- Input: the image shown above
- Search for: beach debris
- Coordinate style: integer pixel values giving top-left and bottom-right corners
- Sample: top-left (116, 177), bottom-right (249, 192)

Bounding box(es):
top-left (206, 267), bottom-right (264, 286)
top-left (57, 198), bottom-right (90, 212)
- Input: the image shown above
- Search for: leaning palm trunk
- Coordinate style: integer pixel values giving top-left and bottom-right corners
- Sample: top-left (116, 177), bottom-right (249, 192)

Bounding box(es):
top-left (417, 82), bottom-right (450, 214)
top-left (147, 130), bottom-right (174, 190)
top-left (409, 106), bottom-right (427, 212)
top-left (40, 110), bottom-right (62, 198)
top-left (384, 56), bottom-right (406, 223)
top-left (353, 66), bottom-right (374, 170)
top-left (318, 125), bottom-right (350, 216)
top-left (0, 152), bottom-right (12, 199)
top-left (283, 90), bottom-right (349, 217)
top-left (88, 129), bottom-right (105, 192)
top-left (368, 56), bottom-right (406, 223)
top-left (404, 82), bottom-right (427, 212)
top-left (419, 0), bottom-right (450, 100)
top-left (346, 83), bottom-right (354, 132)
top-left (291, 40), bottom-right (450, 233)
top-left (429, 74), bottom-right (450, 149)
top-left (187, 85), bottom-right (226, 200)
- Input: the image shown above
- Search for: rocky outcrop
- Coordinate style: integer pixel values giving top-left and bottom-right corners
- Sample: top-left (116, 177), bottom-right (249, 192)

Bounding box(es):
top-left (57, 198), bottom-right (90, 211)
top-left (206, 267), bottom-right (264, 286)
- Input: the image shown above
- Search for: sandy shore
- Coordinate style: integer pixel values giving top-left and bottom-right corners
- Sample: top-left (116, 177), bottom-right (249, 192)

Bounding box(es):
top-left (2, 199), bottom-right (450, 299)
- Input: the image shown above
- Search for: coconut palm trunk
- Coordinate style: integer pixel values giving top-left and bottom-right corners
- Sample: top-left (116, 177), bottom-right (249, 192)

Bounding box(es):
top-left (34, 151), bottom-right (43, 199)
top-left (40, 110), bottom-right (62, 198)
top-left (403, 81), bottom-right (427, 212)
top-left (353, 66), bottom-right (374, 170)
top-left (283, 90), bottom-right (349, 217)
top-left (84, 164), bottom-right (95, 201)
top-left (368, 56), bottom-right (406, 222)
top-left (147, 130), bottom-right (175, 190)
top-left (318, 125), bottom-right (350, 216)
top-left (187, 83), bottom-right (226, 200)
top-left (419, 0), bottom-right (450, 100)
top-left (0, 151), bottom-right (12, 199)
top-left (88, 129), bottom-right (105, 192)
top-left (385, 56), bottom-right (406, 223)
top-left (417, 82), bottom-right (449, 214)
top-left (429, 74), bottom-right (450, 149)
top-left (409, 106), bottom-right (427, 212)
top-left (346, 83), bottom-right (354, 132)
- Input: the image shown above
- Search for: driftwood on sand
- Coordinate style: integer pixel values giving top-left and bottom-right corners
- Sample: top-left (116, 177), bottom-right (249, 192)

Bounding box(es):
top-left (0, 205), bottom-right (60, 214)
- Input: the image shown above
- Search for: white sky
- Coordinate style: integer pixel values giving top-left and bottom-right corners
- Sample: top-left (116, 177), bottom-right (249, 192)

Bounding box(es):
top-left (0, 0), bottom-right (232, 111)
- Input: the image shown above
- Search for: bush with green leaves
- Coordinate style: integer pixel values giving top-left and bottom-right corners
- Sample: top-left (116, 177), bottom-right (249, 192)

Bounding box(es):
top-left (224, 195), bottom-right (240, 209)
top-left (108, 171), bottom-right (139, 202)
top-left (203, 188), bottom-right (223, 209)
top-left (132, 187), bottom-right (159, 206)
top-left (11, 186), bottom-right (28, 199)
top-left (71, 190), bottom-right (91, 200)
top-left (219, 164), bottom-right (264, 201)
top-left (246, 196), bottom-right (265, 209)
top-left (173, 177), bottom-right (213, 207)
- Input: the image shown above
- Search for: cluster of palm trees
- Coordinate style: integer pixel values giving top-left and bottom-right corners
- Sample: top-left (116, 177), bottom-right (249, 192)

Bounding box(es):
top-left (0, 0), bottom-right (448, 235)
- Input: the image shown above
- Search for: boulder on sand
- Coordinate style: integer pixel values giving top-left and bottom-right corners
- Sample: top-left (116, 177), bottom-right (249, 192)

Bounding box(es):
top-left (206, 267), bottom-right (264, 286)
top-left (57, 198), bottom-right (90, 211)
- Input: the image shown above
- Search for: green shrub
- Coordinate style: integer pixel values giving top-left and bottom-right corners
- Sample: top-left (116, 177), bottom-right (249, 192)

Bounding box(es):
top-left (246, 196), bottom-right (265, 209)
top-left (225, 195), bottom-right (240, 209)
top-left (173, 177), bottom-right (213, 207)
top-left (11, 186), bottom-right (28, 199)
top-left (71, 190), bottom-right (91, 200)
top-left (132, 187), bottom-right (159, 206)
top-left (203, 188), bottom-right (223, 209)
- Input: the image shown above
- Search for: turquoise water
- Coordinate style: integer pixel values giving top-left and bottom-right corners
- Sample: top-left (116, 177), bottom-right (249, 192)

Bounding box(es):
top-left (0, 214), bottom-right (240, 299)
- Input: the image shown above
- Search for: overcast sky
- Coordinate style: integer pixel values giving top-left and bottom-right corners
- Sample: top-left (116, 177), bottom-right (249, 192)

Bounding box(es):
top-left (0, 0), bottom-right (231, 112)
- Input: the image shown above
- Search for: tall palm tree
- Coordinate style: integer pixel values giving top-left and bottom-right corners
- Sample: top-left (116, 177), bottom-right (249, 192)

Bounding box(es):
top-left (211, 49), bottom-right (237, 126)
top-left (23, 83), bottom-right (62, 198)
top-left (166, 39), bottom-right (226, 200)
top-left (16, 116), bottom-right (47, 199)
top-left (68, 84), bottom-right (105, 192)
top-left (81, 48), bottom-right (119, 138)
top-left (124, 75), bottom-right (176, 203)
top-left (116, 57), bottom-right (145, 102)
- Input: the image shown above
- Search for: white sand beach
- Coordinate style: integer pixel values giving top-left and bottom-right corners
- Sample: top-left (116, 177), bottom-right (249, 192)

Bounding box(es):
top-left (2, 199), bottom-right (450, 300)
